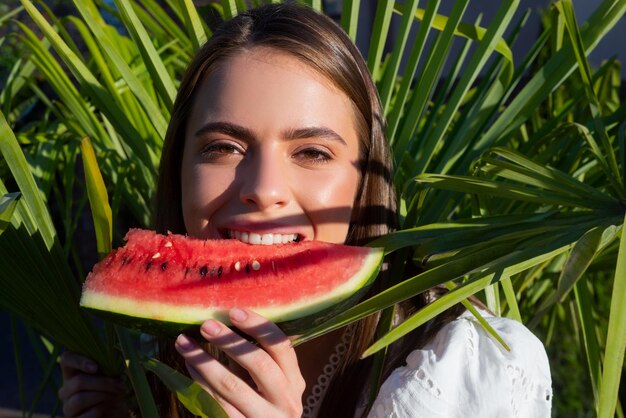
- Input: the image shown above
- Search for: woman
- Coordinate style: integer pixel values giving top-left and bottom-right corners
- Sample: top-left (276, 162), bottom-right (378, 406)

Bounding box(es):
top-left (59, 3), bottom-right (552, 417)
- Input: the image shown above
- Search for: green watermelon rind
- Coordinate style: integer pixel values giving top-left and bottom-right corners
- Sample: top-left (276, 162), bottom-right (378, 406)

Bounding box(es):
top-left (80, 247), bottom-right (383, 337)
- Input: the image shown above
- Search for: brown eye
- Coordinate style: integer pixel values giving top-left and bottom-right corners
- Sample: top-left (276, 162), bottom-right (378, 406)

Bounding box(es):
top-left (201, 142), bottom-right (244, 162)
top-left (294, 148), bottom-right (332, 165)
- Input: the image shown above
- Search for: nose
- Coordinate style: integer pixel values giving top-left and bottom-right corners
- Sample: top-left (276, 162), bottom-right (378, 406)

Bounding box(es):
top-left (239, 146), bottom-right (291, 210)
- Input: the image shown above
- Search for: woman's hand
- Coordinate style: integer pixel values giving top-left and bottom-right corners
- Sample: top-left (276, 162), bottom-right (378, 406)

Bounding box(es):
top-left (58, 351), bottom-right (129, 418)
top-left (175, 308), bottom-right (306, 418)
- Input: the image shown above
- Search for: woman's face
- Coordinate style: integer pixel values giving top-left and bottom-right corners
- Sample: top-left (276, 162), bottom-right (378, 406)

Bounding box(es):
top-left (181, 47), bottom-right (361, 245)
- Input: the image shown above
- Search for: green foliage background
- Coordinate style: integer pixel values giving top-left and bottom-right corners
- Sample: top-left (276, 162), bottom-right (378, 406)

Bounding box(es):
top-left (1, 0), bottom-right (625, 416)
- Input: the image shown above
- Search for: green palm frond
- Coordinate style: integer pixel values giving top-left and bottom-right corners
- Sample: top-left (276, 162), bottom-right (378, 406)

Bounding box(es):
top-left (0, 111), bottom-right (120, 374)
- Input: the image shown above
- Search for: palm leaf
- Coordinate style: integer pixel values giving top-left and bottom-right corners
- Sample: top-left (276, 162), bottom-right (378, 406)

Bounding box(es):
top-left (366, 0), bottom-right (395, 81)
top-left (0, 114), bottom-right (119, 374)
top-left (394, 3), bottom-right (514, 65)
top-left (376, 0), bottom-right (420, 113)
top-left (0, 111), bottom-right (55, 246)
top-left (470, 0), bottom-right (626, 157)
top-left (385, 0), bottom-right (442, 142)
top-left (178, 0), bottom-right (209, 50)
top-left (221, 0), bottom-right (237, 20)
top-left (410, 0), bottom-right (518, 175)
top-left (556, 0), bottom-right (624, 199)
top-left (20, 0), bottom-right (159, 175)
top-left (112, 0), bottom-right (178, 110)
top-left (573, 279), bottom-right (601, 408)
top-left (144, 357), bottom-right (229, 418)
top-left (71, 0), bottom-right (170, 137)
top-left (392, 0), bottom-right (468, 157)
top-left (0, 191), bottom-right (20, 235)
top-left (80, 137), bottom-right (113, 258)
top-left (598, 218), bottom-right (626, 417)
top-left (339, 0), bottom-right (360, 41)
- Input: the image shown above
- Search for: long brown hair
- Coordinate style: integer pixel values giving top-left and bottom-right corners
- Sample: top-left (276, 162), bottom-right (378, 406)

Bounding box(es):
top-left (152, 3), bottom-right (433, 417)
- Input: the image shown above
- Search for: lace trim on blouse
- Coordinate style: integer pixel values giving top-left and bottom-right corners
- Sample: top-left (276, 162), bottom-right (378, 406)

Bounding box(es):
top-left (302, 329), bottom-right (352, 418)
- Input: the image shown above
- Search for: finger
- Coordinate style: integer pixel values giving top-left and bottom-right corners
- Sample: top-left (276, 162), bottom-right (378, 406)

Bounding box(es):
top-left (185, 361), bottom-right (246, 418)
top-left (199, 318), bottom-right (290, 402)
top-left (59, 375), bottom-right (126, 401)
top-left (62, 391), bottom-right (118, 418)
top-left (175, 333), bottom-right (269, 417)
top-left (60, 352), bottom-right (99, 379)
top-left (228, 308), bottom-right (302, 386)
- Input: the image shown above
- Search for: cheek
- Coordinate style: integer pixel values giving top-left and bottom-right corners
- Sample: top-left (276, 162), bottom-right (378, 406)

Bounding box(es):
top-left (315, 170), bottom-right (359, 206)
top-left (298, 166), bottom-right (360, 243)
top-left (180, 164), bottom-right (235, 236)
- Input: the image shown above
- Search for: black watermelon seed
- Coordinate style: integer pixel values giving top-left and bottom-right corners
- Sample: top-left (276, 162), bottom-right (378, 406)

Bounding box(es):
top-left (184, 267), bottom-right (190, 276)
top-left (245, 263), bottom-right (251, 274)
top-left (160, 262), bottom-right (168, 271)
top-left (145, 261), bottom-right (152, 271)
top-left (217, 266), bottom-right (223, 277)
top-left (200, 266), bottom-right (208, 277)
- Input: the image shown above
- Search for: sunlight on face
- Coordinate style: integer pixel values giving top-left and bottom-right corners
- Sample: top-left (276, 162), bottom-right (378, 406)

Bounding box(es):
top-left (181, 47), bottom-right (361, 244)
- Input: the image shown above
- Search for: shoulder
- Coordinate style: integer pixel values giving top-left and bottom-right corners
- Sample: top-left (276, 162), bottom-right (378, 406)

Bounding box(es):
top-left (368, 311), bottom-right (553, 418)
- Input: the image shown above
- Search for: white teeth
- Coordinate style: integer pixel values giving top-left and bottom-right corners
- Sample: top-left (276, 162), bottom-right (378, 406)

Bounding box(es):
top-left (227, 230), bottom-right (298, 245)
top-left (249, 233), bottom-right (261, 245)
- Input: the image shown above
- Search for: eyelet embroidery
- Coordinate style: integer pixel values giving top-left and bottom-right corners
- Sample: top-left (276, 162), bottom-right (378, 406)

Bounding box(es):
top-left (506, 362), bottom-right (552, 417)
top-left (369, 315), bottom-right (553, 418)
top-left (301, 329), bottom-right (352, 418)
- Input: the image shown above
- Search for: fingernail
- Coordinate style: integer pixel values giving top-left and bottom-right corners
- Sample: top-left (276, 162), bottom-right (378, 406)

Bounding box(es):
top-left (202, 320), bottom-right (221, 337)
top-left (230, 308), bottom-right (247, 322)
top-left (176, 334), bottom-right (196, 351)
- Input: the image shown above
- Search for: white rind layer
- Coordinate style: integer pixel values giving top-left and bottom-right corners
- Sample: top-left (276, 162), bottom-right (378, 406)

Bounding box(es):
top-left (81, 247), bottom-right (384, 326)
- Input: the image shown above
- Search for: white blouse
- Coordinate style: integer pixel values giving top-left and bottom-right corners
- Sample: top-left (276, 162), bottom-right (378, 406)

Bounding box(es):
top-left (367, 310), bottom-right (553, 418)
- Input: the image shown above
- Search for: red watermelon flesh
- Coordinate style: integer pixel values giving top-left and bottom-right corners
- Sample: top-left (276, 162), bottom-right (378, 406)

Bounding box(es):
top-left (80, 229), bottom-right (383, 335)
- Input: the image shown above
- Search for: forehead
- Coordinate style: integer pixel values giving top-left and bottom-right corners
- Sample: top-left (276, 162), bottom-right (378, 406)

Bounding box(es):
top-left (186, 47), bottom-right (360, 137)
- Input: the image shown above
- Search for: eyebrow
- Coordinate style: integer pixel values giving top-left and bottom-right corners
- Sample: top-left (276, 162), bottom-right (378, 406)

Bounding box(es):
top-left (195, 122), bottom-right (255, 143)
top-left (195, 122), bottom-right (347, 146)
top-left (283, 127), bottom-right (347, 146)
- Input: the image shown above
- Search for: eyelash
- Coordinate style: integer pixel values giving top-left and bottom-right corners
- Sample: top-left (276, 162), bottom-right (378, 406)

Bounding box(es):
top-left (293, 147), bottom-right (333, 165)
top-left (200, 141), bottom-right (244, 161)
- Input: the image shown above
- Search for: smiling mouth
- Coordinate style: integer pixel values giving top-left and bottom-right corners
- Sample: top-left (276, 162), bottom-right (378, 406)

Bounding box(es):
top-left (226, 230), bottom-right (301, 245)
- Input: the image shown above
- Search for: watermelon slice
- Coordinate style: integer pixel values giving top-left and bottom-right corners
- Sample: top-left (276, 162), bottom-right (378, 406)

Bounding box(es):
top-left (80, 229), bottom-right (383, 336)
